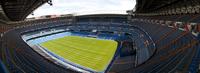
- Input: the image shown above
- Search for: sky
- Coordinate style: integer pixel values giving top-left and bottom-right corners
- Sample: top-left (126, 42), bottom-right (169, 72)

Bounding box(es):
top-left (27, 0), bottom-right (136, 18)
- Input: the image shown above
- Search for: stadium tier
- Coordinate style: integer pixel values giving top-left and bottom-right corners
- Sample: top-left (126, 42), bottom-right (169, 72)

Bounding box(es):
top-left (0, 0), bottom-right (200, 73)
top-left (0, 14), bottom-right (199, 73)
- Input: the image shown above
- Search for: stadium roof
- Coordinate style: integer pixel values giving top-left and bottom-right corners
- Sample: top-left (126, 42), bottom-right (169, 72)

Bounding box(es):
top-left (0, 0), bottom-right (50, 21)
top-left (135, 0), bottom-right (179, 13)
top-left (76, 14), bottom-right (127, 17)
top-left (0, 0), bottom-right (196, 21)
top-left (135, 0), bottom-right (199, 13)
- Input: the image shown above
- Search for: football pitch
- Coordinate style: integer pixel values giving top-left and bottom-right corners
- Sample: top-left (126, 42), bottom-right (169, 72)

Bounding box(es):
top-left (40, 36), bottom-right (118, 72)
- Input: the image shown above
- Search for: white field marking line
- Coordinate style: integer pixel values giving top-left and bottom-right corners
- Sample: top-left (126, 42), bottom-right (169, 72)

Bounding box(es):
top-left (44, 38), bottom-right (114, 63)
top-left (64, 40), bottom-right (107, 55)
top-left (45, 42), bottom-right (97, 65)
top-left (44, 46), bottom-right (97, 72)
top-left (54, 40), bottom-right (104, 55)
top-left (52, 41), bottom-right (105, 64)
top-left (57, 46), bottom-right (95, 62)
top-left (68, 37), bottom-right (112, 51)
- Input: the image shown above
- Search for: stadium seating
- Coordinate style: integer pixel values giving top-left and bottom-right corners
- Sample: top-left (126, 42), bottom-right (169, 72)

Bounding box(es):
top-left (0, 60), bottom-right (7, 73)
top-left (129, 14), bottom-right (199, 73)
top-left (0, 14), bottom-right (199, 73)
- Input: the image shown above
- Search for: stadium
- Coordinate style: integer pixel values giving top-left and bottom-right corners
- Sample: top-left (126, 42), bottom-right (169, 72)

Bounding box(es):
top-left (0, 0), bottom-right (200, 73)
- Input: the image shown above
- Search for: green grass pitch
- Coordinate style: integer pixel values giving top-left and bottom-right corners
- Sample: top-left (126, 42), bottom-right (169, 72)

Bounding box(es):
top-left (40, 36), bottom-right (118, 72)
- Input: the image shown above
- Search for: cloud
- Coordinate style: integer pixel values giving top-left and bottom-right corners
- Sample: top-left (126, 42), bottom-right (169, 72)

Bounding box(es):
top-left (27, 0), bottom-right (136, 18)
